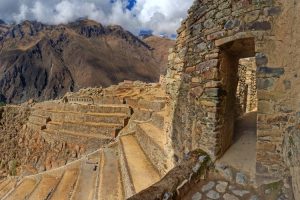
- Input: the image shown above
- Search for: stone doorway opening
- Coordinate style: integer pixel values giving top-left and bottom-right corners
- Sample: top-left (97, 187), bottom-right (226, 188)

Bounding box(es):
top-left (217, 38), bottom-right (257, 180)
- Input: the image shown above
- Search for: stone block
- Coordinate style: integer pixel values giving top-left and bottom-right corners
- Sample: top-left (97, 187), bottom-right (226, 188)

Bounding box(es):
top-left (255, 52), bottom-right (268, 67)
top-left (207, 30), bottom-right (227, 41)
top-left (190, 86), bottom-right (204, 98)
top-left (257, 142), bottom-right (276, 151)
top-left (224, 19), bottom-right (240, 30)
top-left (196, 59), bottom-right (219, 73)
top-left (257, 78), bottom-right (274, 90)
top-left (204, 88), bottom-right (221, 97)
top-left (204, 19), bottom-right (215, 29)
top-left (199, 100), bottom-right (219, 107)
top-left (236, 172), bottom-right (248, 185)
top-left (185, 66), bottom-right (196, 73)
top-left (204, 81), bottom-right (222, 88)
top-left (205, 53), bottom-right (219, 60)
top-left (244, 10), bottom-right (260, 23)
top-left (248, 21), bottom-right (272, 31)
top-left (264, 7), bottom-right (281, 16)
top-left (258, 101), bottom-right (274, 114)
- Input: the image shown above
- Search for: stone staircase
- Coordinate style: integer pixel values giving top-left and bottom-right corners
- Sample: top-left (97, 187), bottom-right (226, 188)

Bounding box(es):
top-left (0, 98), bottom-right (174, 199)
top-left (27, 103), bottom-right (131, 142)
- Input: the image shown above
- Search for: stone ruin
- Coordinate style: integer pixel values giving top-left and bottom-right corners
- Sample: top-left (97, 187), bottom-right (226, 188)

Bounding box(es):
top-left (166, 0), bottom-right (300, 198)
top-left (0, 0), bottom-right (300, 199)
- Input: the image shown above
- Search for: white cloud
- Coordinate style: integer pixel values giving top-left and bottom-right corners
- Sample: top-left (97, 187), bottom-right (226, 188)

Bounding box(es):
top-left (1, 0), bottom-right (194, 36)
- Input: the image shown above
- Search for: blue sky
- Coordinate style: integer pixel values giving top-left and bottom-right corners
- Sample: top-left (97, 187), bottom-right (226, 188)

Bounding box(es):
top-left (126, 0), bottom-right (136, 10)
top-left (0, 0), bottom-right (193, 37)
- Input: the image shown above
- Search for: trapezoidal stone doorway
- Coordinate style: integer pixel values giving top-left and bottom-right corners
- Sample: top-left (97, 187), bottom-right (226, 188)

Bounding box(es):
top-left (218, 38), bottom-right (256, 153)
top-left (216, 38), bottom-right (258, 182)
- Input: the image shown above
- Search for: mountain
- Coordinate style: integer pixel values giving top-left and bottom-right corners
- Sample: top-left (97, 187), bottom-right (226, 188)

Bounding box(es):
top-left (143, 36), bottom-right (175, 74)
top-left (0, 20), bottom-right (173, 103)
top-left (0, 20), bottom-right (9, 36)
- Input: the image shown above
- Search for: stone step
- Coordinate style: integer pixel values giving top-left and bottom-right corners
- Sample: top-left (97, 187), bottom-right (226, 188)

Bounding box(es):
top-left (98, 146), bottom-right (124, 200)
top-left (34, 110), bottom-right (128, 125)
top-left (0, 179), bottom-right (17, 199)
top-left (60, 121), bottom-right (123, 138)
top-left (0, 179), bottom-right (10, 193)
top-left (46, 121), bottom-right (61, 130)
top-left (50, 168), bottom-right (80, 200)
top-left (131, 108), bottom-right (153, 121)
top-left (42, 129), bottom-right (112, 140)
top-left (28, 114), bottom-right (50, 125)
top-left (71, 158), bottom-right (99, 200)
top-left (135, 122), bottom-right (167, 175)
top-left (152, 111), bottom-right (166, 130)
top-left (27, 122), bottom-right (45, 131)
top-left (28, 174), bottom-right (62, 200)
top-left (119, 135), bottom-right (160, 197)
top-left (5, 178), bottom-right (38, 200)
top-left (137, 99), bottom-right (166, 111)
top-left (97, 96), bottom-right (124, 105)
top-left (34, 103), bottom-right (131, 116)
top-left (125, 98), bottom-right (139, 108)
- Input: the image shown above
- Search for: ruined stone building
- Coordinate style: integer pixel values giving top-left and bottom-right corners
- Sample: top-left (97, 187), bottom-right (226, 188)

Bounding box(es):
top-left (166, 0), bottom-right (300, 198)
top-left (0, 0), bottom-right (299, 199)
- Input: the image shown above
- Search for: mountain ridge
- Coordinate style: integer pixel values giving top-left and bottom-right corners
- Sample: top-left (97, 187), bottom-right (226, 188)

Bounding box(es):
top-left (0, 19), bottom-right (174, 103)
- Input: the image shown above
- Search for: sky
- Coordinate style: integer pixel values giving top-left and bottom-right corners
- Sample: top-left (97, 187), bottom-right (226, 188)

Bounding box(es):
top-left (0, 0), bottom-right (194, 37)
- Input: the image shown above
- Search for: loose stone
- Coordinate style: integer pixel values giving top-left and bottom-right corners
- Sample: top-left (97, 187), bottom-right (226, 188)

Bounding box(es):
top-left (232, 189), bottom-right (250, 197)
top-left (216, 181), bottom-right (228, 193)
top-left (236, 172), bottom-right (248, 185)
top-left (206, 190), bottom-right (220, 199)
top-left (192, 192), bottom-right (202, 200)
top-left (202, 181), bottom-right (215, 192)
top-left (223, 193), bottom-right (239, 200)
top-left (249, 195), bottom-right (260, 200)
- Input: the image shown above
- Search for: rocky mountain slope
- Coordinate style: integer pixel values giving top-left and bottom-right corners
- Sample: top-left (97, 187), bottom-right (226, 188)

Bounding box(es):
top-left (143, 36), bottom-right (175, 74)
top-left (0, 20), bottom-right (173, 104)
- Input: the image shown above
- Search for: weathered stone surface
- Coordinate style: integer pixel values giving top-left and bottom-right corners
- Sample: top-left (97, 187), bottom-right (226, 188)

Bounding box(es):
top-left (206, 190), bottom-right (220, 199)
top-left (264, 7), bottom-right (281, 16)
top-left (249, 195), bottom-right (260, 200)
top-left (224, 19), bottom-right (240, 30)
top-left (257, 67), bottom-right (285, 78)
top-left (202, 181), bottom-right (216, 192)
top-left (215, 164), bottom-right (233, 181)
top-left (236, 172), bottom-right (248, 185)
top-left (195, 59), bottom-right (219, 73)
top-left (232, 189), bottom-right (250, 197)
top-left (190, 86), bottom-right (204, 98)
top-left (216, 181), bottom-right (228, 193)
top-left (248, 21), bottom-right (272, 30)
top-left (255, 53), bottom-right (268, 67)
top-left (192, 192), bottom-right (202, 200)
top-left (166, 0), bottom-right (300, 197)
top-left (257, 78), bottom-right (274, 90)
top-left (223, 193), bottom-right (239, 200)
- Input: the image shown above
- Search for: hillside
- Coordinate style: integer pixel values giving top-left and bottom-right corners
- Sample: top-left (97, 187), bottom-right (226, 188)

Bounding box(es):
top-left (0, 20), bottom-right (172, 104)
top-left (143, 36), bottom-right (175, 74)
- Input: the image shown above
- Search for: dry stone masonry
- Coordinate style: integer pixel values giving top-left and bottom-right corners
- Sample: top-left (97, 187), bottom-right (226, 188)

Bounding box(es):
top-left (1, 0), bottom-right (300, 199)
top-left (166, 0), bottom-right (300, 198)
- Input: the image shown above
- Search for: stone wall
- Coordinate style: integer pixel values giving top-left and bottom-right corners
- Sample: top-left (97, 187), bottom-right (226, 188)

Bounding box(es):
top-left (236, 58), bottom-right (257, 115)
top-left (166, 0), bottom-right (299, 190)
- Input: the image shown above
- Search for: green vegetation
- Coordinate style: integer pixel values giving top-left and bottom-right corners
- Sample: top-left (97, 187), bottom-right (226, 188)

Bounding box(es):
top-left (0, 101), bottom-right (5, 107)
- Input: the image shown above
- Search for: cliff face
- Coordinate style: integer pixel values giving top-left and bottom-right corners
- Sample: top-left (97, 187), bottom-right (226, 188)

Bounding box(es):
top-left (0, 20), bottom-right (171, 104)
